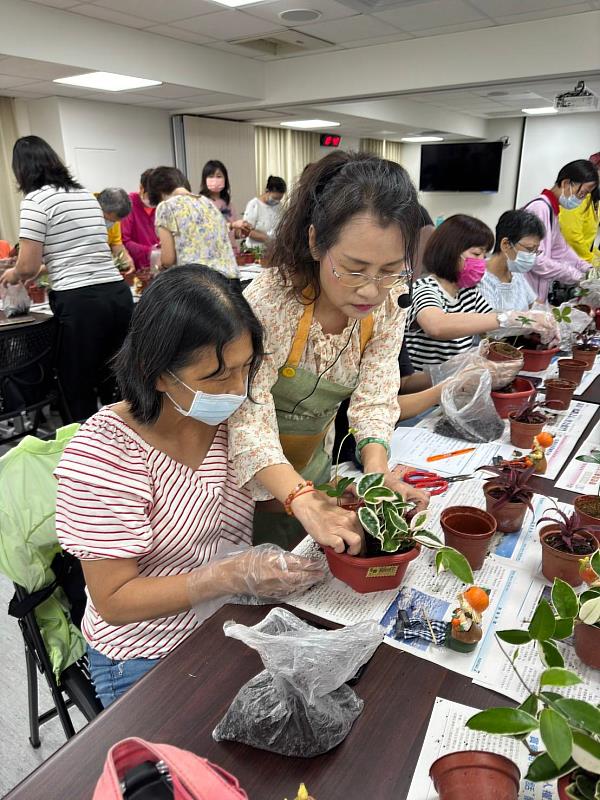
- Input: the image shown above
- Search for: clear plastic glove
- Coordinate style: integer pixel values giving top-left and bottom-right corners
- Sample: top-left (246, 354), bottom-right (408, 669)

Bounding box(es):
top-left (429, 341), bottom-right (522, 391)
top-left (502, 309), bottom-right (560, 347)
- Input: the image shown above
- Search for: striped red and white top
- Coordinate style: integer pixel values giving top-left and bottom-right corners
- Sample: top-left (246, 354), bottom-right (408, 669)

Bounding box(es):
top-left (55, 406), bottom-right (254, 661)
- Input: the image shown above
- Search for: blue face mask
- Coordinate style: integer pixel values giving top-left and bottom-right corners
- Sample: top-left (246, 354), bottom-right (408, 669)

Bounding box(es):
top-left (105, 219), bottom-right (115, 230)
top-left (166, 371), bottom-right (247, 425)
top-left (559, 184), bottom-right (583, 210)
top-left (507, 249), bottom-right (537, 274)
top-left (265, 197), bottom-right (280, 207)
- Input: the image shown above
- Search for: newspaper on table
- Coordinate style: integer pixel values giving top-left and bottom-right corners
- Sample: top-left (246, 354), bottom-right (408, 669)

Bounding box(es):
top-left (406, 698), bottom-right (558, 800)
top-left (554, 418), bottom-right (600, 494)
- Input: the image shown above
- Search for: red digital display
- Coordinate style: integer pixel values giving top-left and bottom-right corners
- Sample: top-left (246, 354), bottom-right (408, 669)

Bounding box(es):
top-left (320, 134), bottom-right (341, 147)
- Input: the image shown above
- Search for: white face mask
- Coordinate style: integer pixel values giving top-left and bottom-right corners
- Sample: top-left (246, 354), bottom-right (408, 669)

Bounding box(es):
top-left (166, 371), bottom-right (247, 425)
top-left (507, 248), bottom-right (537, 274)
top-left (104, 219), bottom-right (115, 231)
top-left (559, 183), bottom-right (583, 210)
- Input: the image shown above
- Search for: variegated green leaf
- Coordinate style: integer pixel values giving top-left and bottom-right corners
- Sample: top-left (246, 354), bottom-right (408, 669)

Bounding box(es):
top-left (356, 472), bottom-right (385, 497)
top-left (358, 505), bottom-right (381, 539)
top-left (364, 486), bottom-right (397, 504)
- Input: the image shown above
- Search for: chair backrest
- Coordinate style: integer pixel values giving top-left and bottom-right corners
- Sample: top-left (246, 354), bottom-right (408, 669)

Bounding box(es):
top-left (0, 316), bottom-right (58, 418)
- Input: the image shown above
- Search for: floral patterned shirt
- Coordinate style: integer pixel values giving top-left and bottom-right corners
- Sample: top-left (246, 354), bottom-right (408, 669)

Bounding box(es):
top-left (154, 194), bottom-right (238, 278)
top-left (228, 268), bottom-right (406, 500)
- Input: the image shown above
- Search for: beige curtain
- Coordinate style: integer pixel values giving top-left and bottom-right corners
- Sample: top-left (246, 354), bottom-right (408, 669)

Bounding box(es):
top-left (255, 127), bottom-right (320, 195)
top-left (359, 137), bottom-right (403, 164)
top-left (0, 98), bottom-right (21, 244)
top-left (384, 140), bottom-right (403, 164)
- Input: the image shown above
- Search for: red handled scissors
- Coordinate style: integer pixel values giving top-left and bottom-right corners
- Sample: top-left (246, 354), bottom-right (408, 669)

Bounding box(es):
top-left (403, 469), bottom-right (474, 496)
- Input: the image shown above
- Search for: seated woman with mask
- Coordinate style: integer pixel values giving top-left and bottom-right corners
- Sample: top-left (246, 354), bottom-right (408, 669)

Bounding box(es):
top-left (480, 210), bottom-right (545, 310)
top-left (55, 266), bottom-right (322, 707)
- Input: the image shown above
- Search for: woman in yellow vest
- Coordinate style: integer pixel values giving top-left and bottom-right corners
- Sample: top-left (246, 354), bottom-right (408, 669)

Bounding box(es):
top-left (229, 152), bottom-right (428, 554)
top-left (560, 152), bottom-right (600, 264)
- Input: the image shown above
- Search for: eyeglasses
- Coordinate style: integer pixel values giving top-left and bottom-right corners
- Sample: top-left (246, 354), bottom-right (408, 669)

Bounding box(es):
top-left (329, 254), bottom-right (411, 289)
top-left (511, 241), bottom-right (542, 256)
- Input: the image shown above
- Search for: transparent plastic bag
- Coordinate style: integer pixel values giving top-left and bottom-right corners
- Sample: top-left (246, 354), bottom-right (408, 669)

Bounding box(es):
top-left (434, 370), bottom-right (504, 443)
top-left (1, 283), bottom-right (31, 318)
top-left (212, 607), bottom-right (384, 757)
top-left (429, 340), bottom-right (522, 391)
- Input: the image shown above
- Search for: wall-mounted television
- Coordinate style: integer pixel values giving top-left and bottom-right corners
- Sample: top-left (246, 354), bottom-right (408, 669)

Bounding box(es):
top-left (419, 142), bottom-right (503, 193)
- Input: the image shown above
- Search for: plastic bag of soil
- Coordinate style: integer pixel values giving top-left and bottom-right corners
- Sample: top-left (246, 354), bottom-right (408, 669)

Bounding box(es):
top-left (434, 370), bottom-right (504, 443)
top-left (1, 283), bottom-right (31, 318)
top-left (212, 607), bottom-right (384, 757)
top-left (428, 340), bottom-right (522, 391)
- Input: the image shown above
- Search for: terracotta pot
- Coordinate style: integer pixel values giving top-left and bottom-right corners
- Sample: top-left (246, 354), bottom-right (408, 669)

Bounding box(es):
top-left (483, 484), bottom-right (530, 534)
top-left (430, 751), bottom-right (520, 800)
top-left (558, 358), bottom-right (587, 386)
top-left (27, 285), bottom-right (46, 304)
top-left (508, 413), bottom-right (545, 449)
top-left (491, 377), bottom-right (536, 420)
top-left (544, 378), bottom-right (576, 410)
top-left (572, 345), bottom-right (599, 370)
top-left (574, 621), bottom-right (600, 669)
top-left (574, 496), bottom-right (600, 545)
top-left (558, 773), bottom-right (576, 800)
top-left (520, 346), bottom-right (559, 373)
top-left (440, 507), bottom-right (497, 570)
top-left (486, 342), bottom-right (522, 363)
top-left (324, 545), bottom-right (420, 594)
top-left (539, 526), bottom-right (598, 587)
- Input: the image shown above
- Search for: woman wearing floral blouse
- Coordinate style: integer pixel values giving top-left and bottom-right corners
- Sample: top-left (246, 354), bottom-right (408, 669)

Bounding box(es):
top-left (228, 151), bottom-right (429, 553)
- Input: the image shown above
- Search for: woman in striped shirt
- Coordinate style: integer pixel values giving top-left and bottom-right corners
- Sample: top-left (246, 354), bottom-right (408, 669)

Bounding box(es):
top-left (1, 136), bottom-right (134, 422)
top-left (405, 214), bottom-right (559, 373)
top-left (55, 267), bottom-right (323, 707)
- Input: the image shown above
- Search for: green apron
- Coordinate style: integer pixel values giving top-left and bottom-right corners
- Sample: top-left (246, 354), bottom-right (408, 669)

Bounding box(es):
top-left (253, 301), bottom-right (373, 549)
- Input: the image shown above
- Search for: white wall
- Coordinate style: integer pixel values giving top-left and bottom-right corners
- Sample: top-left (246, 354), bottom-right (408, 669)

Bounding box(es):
top-left (25, 98), bottom-right (65, 159)
top-left (401, 118), bottom-right (524, 230)
top-left (516, 113), bottom-right (600, 207)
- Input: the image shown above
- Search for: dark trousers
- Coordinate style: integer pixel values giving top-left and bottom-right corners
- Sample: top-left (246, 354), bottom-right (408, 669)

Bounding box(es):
top-left (49, 280), bottom-right (133, 422)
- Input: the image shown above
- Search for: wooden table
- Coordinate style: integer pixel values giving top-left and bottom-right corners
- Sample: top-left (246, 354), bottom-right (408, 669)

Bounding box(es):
top-left (7, 373), bottom-right (600, 800)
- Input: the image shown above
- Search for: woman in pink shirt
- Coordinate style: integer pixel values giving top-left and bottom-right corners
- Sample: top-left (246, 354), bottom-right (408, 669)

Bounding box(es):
top-left (199, 160), bottom-right (251, 253)
top-left (120, 169), bottom-right (159, 271)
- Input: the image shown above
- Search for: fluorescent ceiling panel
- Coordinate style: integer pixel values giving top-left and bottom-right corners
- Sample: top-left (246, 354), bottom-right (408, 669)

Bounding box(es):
top-left (280, 119), bottom-right (340, 128)
top-left (54, 72), bottom-right (162, 91)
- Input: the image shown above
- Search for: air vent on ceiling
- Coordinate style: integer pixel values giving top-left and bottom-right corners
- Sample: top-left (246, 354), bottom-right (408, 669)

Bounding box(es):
top-left (230, 29), bottom-right (333, 56)
top-left (334, 0), bottom-right (432, 15)
top-left (279, 8), bottom-right (322, 22)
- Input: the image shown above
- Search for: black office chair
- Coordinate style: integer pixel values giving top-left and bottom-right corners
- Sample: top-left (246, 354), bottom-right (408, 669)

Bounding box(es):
top-left (8, 551), bottom-right (103, 747)
top-left (0, 316), bottom-right (66, 443)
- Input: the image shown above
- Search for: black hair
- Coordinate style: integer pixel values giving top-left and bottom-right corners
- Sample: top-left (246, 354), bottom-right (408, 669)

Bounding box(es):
top-left (493, 210), bottom-right (545, 253)
top-left (12, 135), bottom-right (82, 194)
top-left (266, 175), bottom-right (287, 194)
top-left (140, 168), bottom-right (154, 192)
top-left (199, 160), bottom-right (231, 206)
top-left (418, 204), bottom-right (433, 227)
top-left (145, 167), bottom-right (191, 207)
top-left (422, 214), bottom-right (494, 282)
top-left (114, 265), bottom-right (264, 425)
top-left (555, 159), bottom-right (599, 188)
top-left (267, 151), bottom-right (422, 298)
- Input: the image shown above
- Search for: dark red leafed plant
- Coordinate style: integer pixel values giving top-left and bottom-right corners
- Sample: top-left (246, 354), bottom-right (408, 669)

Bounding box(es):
top-left (477, 464), bottom-right (536, 511)
top-left (511, 398), bottom-right (561, 424)
top-left (575, 331), bottom-right (598, 351)
top-left (538, 507), bottom-right (600, 554)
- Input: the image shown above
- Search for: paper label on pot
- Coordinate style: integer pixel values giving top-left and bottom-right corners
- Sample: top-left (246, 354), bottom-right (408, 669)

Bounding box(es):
top-left (366, 565), bottom-right (399, 578)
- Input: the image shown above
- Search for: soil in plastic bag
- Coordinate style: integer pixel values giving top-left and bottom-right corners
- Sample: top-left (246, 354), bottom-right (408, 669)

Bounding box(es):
top-left (434, 370), bottom-right (504, 443)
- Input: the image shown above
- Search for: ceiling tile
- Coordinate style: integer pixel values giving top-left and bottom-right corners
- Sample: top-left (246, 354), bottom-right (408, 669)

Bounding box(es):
top-left (179, 91), bottom-right (251, 104)
top-left (374, 0), bottom-right (487, 31)
top-left (69, 3), bottom-right (150, 28)
top-left (78, 90), bottom-right (170, 103)
top-left (134, 82), bottom-right (204, 99)
top-left (144, 25), bottom-right (216, 44)
top-left (295, 14), bottom-right (399, 43)
top-left (89, 0), bottom-right (218, 24)
top-left (0, 57), bottom-right (79, 80)
top-left (0, 74), bottom-right (48, 89)
top-left (24, 0), bottom-right (81, 7)
top-left (10, 79), bottom-right (95, 96)
top-left (243, 0), bottom-right (357, 24)
top-left (339, 31), bottom-right (414, 47)
top-left (470, 0), bottom-right (588, 15)
top-left (411, 19), bottom-right (494, 36)
top-left (172, 10), bottom-right (285, 39)
top-left (490, 4), bottom-right (592, 24)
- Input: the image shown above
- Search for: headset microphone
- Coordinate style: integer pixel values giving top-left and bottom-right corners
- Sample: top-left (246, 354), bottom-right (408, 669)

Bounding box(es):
top-left (398, 281), bottom-right (413, 309)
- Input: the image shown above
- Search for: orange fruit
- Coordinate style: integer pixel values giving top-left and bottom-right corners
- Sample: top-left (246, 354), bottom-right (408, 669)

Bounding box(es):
top-left (463, 586), bottom-right (490, 613)
top-left (536, 432), bottom-right (554, 448)
top-left (451, 617), bottom-right (461, 628)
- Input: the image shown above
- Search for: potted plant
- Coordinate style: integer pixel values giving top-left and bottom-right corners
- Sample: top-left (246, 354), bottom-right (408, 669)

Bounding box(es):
top-left (491, 377), bottom-right (536, 420)
top-left (478, 463), bottom-right (536, 534)
top-left (508, 401), bottom-right (558, 449)
top-left (558, 358), bottom-right (588, 386)
top-left (575, 555), bottom-right (600, 668)
top-left (507, 322), bottom-right (560, 372)
top-left (573, 450), bottom-right (600, 542)
top-left (439, 506), bottom-right (497, 571)
top-left (538, 507), bottom-right (599, 587)
top-left (572, 332), bottom-right (599, 370)
top-left (544, 378), bottom-right (577, 410)
top-left (466, 577), bottom-right (600, 800)
top-left (486, 341), bottom-right (523, 363)
top-left (320, 472), bottom-right (474, 593)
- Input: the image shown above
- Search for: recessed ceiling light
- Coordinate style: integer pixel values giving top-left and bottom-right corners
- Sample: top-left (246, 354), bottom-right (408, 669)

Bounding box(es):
top-left (212, 0), bottom-right (269, 6)
top-left (522, 106), bottom-right (557, 115)
top-left (54, 72), bottom-right (162, 92)
top-left (279, 8), bottom-right (322, 22)
top-left (401, 135), bottom-right (444, 143)
top-left (280, 119), bottom-right (340, 129)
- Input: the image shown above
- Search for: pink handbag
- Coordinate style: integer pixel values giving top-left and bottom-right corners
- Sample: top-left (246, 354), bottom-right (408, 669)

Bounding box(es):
top-left (93, 737), bottom-right (248, 800)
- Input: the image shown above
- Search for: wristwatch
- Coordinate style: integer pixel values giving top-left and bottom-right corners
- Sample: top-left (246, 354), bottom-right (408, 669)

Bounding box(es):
top-left (496, 311), bottom-right (509, 328)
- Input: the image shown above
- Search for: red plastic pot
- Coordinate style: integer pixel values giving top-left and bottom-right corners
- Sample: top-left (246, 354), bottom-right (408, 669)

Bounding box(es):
top-left (572, 346), bottom-right (599, 370)
top-left (440, 506), bottom-right (497, 570)
top-left (324, 545), bottom-right (420, 593)
top-left (483, 484), bottom-right (530, 534)
top-left (430, 751), bottom-right (520, 800)
top-left (491, 377), bottom-right (536, 419)
top-left (544, 378), bottom-right (576, 410)
top-left (558, 773), bottom-right (576, 800)
top-left (508, 413), bottom-right (545, 449)
top-left (557, 358), bottom-right (587, 386)
top-left (574, 621), bottom-right (600, 669)
top-left (574, 496), bottom-right (600, 545)
top-left (486, 342), bottom-right (522, 363)
top-left (520, 346), bottom-right (559, 373)
top-left (539, 525), bottom-right (598, 587)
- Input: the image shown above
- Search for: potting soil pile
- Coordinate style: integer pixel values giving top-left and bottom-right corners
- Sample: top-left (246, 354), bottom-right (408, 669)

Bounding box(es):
top-left (212, 607), bottom-right (384, 757)
top-left (435, 370), bottom-right (505, 443)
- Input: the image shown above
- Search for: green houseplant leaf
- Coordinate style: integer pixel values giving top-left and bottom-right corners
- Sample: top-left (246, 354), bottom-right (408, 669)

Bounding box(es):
top-left (580, 596), bottom-right (600, 626)
top-left (529, 599), bottom-right (556, 641)
top-left (539, 668), bottom-right (582, 688)
top-left (554, 617), bottom-right (575, 640)
top-left (497, 629), bottom-right (533, 645)
top-left (466, 707), bottom-right (538, 736)
top-left (552, 579), bottom-right (579, 619)
top-left (382, 502), bottom-right (405, 531)
top-left (539, 707), bottom-right (573, 769)
top-left (572, 731), bottom-right (600, 774)
top-left (363, 486), bottom-right (397, 504)
top-left (554, 699), bottom-right (600, 734)
top-left (525, 753), bottom-right (576, 782)
top-left (539, 639), bottom-right (565, 669)
top-left (356, 473), bottom-right (385, 497)
top-left (434, 547), bottom-right (474, 584)
top-left (357, 506), bottom-right (381, 540)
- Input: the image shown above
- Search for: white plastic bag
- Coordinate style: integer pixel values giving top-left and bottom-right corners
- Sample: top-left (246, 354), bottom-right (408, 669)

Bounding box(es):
top-left (434, 370), bottom-right (504, 443)
top-left (429, 340), bottom-right (522, 391)
top-left (213, 607), bottom-right (384, 757)
top-left (1, 283), bottom-right (31, 318)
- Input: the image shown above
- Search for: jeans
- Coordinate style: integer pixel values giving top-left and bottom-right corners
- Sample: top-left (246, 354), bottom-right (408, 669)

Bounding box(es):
top-left (87, 645), bottom-right (160, 708)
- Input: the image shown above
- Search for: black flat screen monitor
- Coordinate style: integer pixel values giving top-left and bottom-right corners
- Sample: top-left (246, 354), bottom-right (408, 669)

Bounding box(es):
top-left (419, 142), bottom-right (503, 192)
